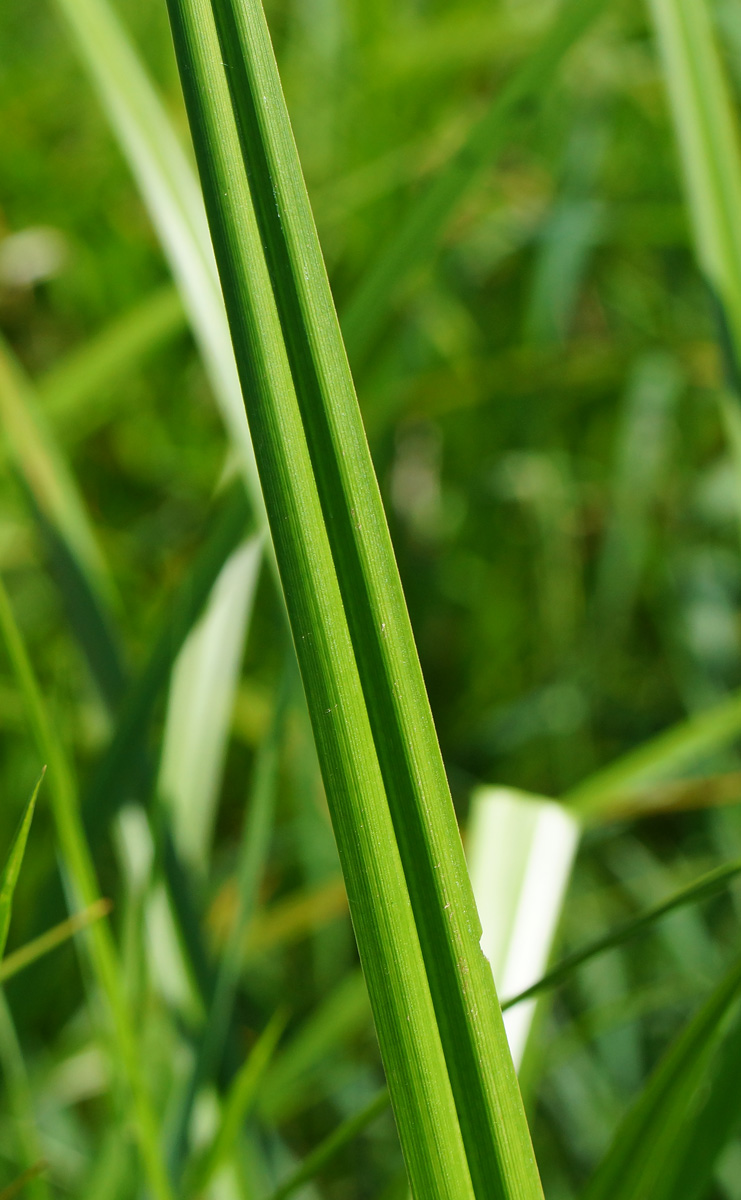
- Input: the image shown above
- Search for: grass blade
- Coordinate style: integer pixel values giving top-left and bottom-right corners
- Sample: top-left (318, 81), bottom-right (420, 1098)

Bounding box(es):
top-left (0, 776), bottom-right (41, 960)
top-left (258, 970), bottom-right (371, 1124)
top-left (582, 953), bottom-right (741, 1200)
top-left (51, 0), bottom-right (265, 522)
top-left (187, 1008), bottom-right (287, 1194)
top-left (657, 996), bottom-right (741, 1200)
top-left (0, 577), bottom-right (174, 1200)
top-left (267, 1088), bottom-right (390, 1200)
top-left (0, 1162), bottom-right (47, 1200)
top-left (163, 0), bottom-right (542, 1193)
top-left (648, 0), bottom-right (741, 354)
top-left (564, 687), bottom-right (741, 819)
top-left (38, 286), bottom-right (186, 437)
top-left (502, 856), bottom-right (741, 1012)
top-left (0, 336), bottom-right (113, 606)
top-left (82, 478), bottom-right (251, 844)
top-left (340, 0), bottom-right (608, 364)
top-left (158, 534), bottom-right (262, 874)
top-left (0, 899), bottom-right (112, 985)
top-left (0, 995), bottom-right (49, 1200)
top-left (168, 674), bottom-right (285, 1176)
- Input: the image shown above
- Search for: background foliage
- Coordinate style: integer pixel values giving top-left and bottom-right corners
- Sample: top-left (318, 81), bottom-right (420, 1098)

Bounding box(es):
top-left (3, 0), bottom-right (741, 1196)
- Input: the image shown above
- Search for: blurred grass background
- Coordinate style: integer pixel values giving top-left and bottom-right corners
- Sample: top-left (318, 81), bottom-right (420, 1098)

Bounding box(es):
top-left (4, 0), bottom-right (741, 1196)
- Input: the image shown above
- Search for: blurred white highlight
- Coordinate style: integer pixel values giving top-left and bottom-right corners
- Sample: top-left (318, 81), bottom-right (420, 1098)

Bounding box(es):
top-left (467, 786), bottom-right (580, 1069)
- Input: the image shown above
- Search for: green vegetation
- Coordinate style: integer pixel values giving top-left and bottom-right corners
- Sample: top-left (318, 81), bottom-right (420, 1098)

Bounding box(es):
top-left (3, 0), bottom-right (741, 1195)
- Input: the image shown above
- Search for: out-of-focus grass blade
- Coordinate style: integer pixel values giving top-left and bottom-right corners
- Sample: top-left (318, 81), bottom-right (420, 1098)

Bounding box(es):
top-left (594, 352), bottom-right (684, 630)
top-left (259, 970), bottom-right (371, 1124)
top-left (648, 0), bottom-right (741, 356)
top-left (524, 117), bottom-right (607, 345)
top-left (582, 953), bottom-right (741, 1200)
top-left (0, 336), bottom-right (113, 605)
top-left (50, 0), bottom-right (265, 522)
top-left (38, 286), bottom-right (186, 437)
top-left (502, 856), bottom-right (741, 1012)
top-left (341, 0), bottom-right (608, 364)
top-left (564, 687), bottom-right (741, 820)
top-left (597, 769), bottom-right (741, 820)
top-left (0, 994), bottom-right (49, 1200)
top-left (467, 787), bottom-right (579, 1069)
top-left (169, 677), bottom-right (284, 1176)
top-left (267, 1088), bottom-right (390, 1200)
top-left (0, 577), bottom-right (174, 1200)
top-left (164, 0), bottom-right (541, 1191)
top-left (0, 775), bottom-right (42, 959)
top-left (82, 478), bottom-right (251, 844)
top-left (0, 1162), bottom-right (47, 1200)
top-left (158, 534), bottom-right (262, 874)
top-left (33, 504), bottom-right (126, 710)
top-left (0, 898), bottom-right (112, 984)
top-left (186, 1008), bottom-right (287, 1194)
top-left (658, 996), bottom-right (741, 1200)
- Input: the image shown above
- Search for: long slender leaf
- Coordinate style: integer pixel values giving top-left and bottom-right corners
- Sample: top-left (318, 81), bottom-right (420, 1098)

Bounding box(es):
top-left (258, 970), bottom-right (371, 1123)
top-left (0, 336), bottom-right (113, 605)
top-left (50, 0), bottom-right (265, 525)
top-left (163, 0), bottom-right (541, 1195)
top-left (0, 1163), bottom-right (47, 1200)
top-left (340, 0), bottom-right (608, 364)
top-left (657, 994), bottom-right (741, 1200)
top-left (38, 286), bottom-right (186, 435)
top-left (0, 994), bottom-right (49, 1200)
top-left (82, 478), bottom-right (251, 844)
top-left (502, 856), bottom-right (741, 1012)
top-left (168, 673), bottom-right (285, 1176)
top-left (0, 899), bottom-right (112, 985)
top-left (582, 953), bottom-right (741, 1200)
top-left (648, 0), bottom-right (741, 355)
top-left (267, 1088), bottom-right (390, 1200)
top-left (0, 776), bottom-right (42, 960)
top-left (158, 534), bottom-right (263, 874)
top-left (186, 1008), bottom-right (287, 1194)
top-left (0, 577), bottom-right (174, 1200)
top-left (564, 687), bottom-right (741, 819)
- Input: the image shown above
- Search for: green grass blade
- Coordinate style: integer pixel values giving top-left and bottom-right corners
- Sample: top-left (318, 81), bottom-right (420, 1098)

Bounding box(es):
top-left (0, 1162), bottom-right (47, 1200)
top-left (0, 899), bottom-right (111, 985)
top-left (267, 1088), bottom-right (390, 1200)
top-left (340, 0), bottom-right (608, 364)
top-left (33, 503), bottom-right (126, 711)
top-left (582, 954), bottom-right (741, 1200)
top-left (50, 0), bottom-right (265, 522)
top-left (158, 534), bottom-right (263, 874)
top-left (0, 577), bottom-right (174, 1200)
top-left (0, 994), bottom-right (48, 1200)
top-left (82, 479), bottom-right (251, 844)
top-left (658, 997), bottom-right (741, 1200)
top-left (648, 0), bottom-right (741, 354)
top-left (594, 352), bottom-right (684, 631)
top-left (0, 336), bottom-right (113, 606)
top-left (187, 1008), bottom-right (287, 1194)
top-left (0, 776), bottom-right (41, 960)
top-left (164, 0), bottom-right (542, 1194)
top-left (168, 675), bottom-right (284, 1176)
top-left (564, 687), bottom-right (741, 819)
top-left (502, 856), bottom-right (741, 1012)
top-left (258, 969), bottom-right (371, 1124)
top-left (38, 286), bottom-right (186, 437)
